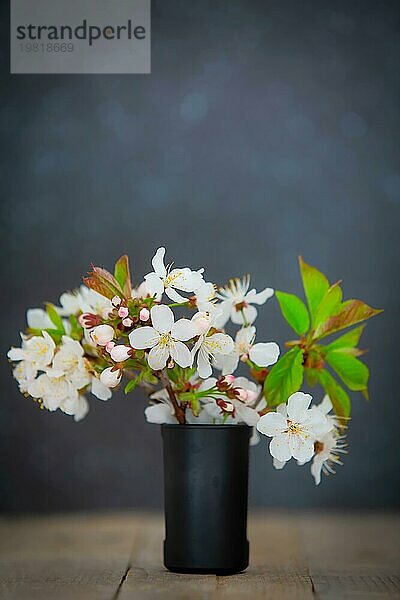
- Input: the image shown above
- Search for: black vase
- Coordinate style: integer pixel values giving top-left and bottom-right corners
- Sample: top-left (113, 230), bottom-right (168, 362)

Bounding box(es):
top-left (161, 423), bottom-right (251, 575)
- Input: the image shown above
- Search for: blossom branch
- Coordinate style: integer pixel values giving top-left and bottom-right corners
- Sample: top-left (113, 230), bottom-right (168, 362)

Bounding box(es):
top-left (159, 369), bottom-right (186, 424)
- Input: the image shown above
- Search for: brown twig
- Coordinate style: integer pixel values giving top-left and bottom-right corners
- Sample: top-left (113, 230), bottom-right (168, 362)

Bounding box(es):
top-left (160, 369), bottom-right (186, 424)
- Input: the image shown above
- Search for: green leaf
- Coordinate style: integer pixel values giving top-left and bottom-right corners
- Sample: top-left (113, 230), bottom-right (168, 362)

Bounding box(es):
top-left (264, 347), bottom-right (304, 406)
top-left (124, 373), bottom-right (143, 394)
top-left (317, 369), bottom-right (351, 420)
top-left (45, 303), bottom-right (65, 333)
top-left (305, 367), bottom-right (319, 387)
top-left (313, 282), bottom-right (342, 333)
top-left (68, 315), bottom-right (83, 341)
top-left (114, 255), bottom-right (132, 297)
top-left (275, 291), bottom-right (310, 336)
top-left (298, 256), bottom-right (330, 323)
top-left (325, 351), bottom-right (369, 392)
top-left (324, 325), bottom-right (365, 354)
top-left (314, 299), bottom-right (383, 340)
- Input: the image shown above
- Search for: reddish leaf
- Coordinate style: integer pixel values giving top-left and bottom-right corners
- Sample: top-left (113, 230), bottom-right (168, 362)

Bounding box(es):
top-left (314, 299), bottom-right (383, 340)
top-left (84, 264), bottom-right (123, 300)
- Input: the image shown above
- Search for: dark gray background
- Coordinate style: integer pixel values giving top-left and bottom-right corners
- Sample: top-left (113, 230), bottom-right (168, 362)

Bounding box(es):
top-left (1, 0), bottom-right (399, 512)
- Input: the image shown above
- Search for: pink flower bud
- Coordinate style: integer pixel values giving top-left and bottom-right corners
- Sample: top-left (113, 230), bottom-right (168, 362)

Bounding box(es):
top-left (139, 307), bottom-right (150, 322)
top-left (78, 312), bottom-right (101, 329)
top-left (110, 345), bottom-right (131, 362)
top-left (236, 388), bottom-right (249, 403)
top-left (122, 317), bottom-right (133, 327)
top-left (105, 341), bottom-right (116, 354)
top-left (90, 324), bottom-right (114, 346)
top-left (221, 375), bottom-right (235, 386)
top-left (217, 398), bottom-right (234, 413)
top-left (245, 390), bottom-right (258, 405)
top-left (100, 367), bottom-right (122, 388)
top-left (111, 295), bottom-right (122, 307)
top-left (118, 306), bottom-right (129, 318)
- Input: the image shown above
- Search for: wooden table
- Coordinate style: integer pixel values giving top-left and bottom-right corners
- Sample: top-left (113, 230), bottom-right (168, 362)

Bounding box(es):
top-left (0, 512), bottom-right (399, 599)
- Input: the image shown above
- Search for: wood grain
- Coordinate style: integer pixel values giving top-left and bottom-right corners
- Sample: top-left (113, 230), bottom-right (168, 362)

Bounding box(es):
top-left (0, 512), bottom-right (398, 599)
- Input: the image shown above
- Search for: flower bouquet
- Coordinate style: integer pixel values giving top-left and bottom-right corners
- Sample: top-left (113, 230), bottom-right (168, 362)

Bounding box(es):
top-left (7, 248), bottom-right (382, 573)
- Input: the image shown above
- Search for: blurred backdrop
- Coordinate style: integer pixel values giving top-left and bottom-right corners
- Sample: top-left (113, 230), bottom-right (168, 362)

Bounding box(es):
top-left (0, 0), bottom-right (399, 512)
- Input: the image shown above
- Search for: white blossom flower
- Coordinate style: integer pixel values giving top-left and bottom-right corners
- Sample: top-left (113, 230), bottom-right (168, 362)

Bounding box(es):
top-left (144, 247), bottom-right (204, 303)
top-left (128, 304), bottom-right (197, 371)
top-left (215, 326), bottom-right (280, 375)
top-left (26, 309), bottom-right (53, 330)
top-left (256, 392), bottom-right (332, 464)
top-left (52, 336), bottom-right (91, 389)
top-left (100, 367), bottom-right (122, 388)
top-left (215, 276), bottom-right (274, 327)
top-left (27, 369), bottom-right (76, 412)
top-left (309, 396), bottom-right (347, 485)
top-left (12, 360), bottom-right (37, 393)
top-left (191, 318), bottom-right (234, 379)
top-left (90, 324), bottom-right (115, 346)
top-left (59, 394), bottom-right (89, 422)
top-left (91, 376), bottom-right (112, 401)
top-left (192, 281), bottom-right (217, 312)
top-left (311, 430), bottom-right (347, 485)
top-left (145, 389), bottom-right (177, 424)
top-left (131, 281), bottom-right (152, 299)
top-left (8, 331), bottom-right (55, 370)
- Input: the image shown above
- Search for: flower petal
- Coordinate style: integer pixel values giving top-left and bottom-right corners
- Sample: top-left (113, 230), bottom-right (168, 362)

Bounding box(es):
top-left (269, 434), bottom-right (292, 462)
top-left (310, 456), bottom-right (323, 485)
top-left (144, 272), bottom-right (164, 300)
top-left (171, 318), bottom-right (197, 342)
top-left (27, 308), bottom-right (53, 329)
top-left (246, 287), bottom-right (274, 305)
top-left (196, 347), bottom-right (212, 378)
top-left (288, 434), bottom-right (315, 463)
top-left (129, 326), bottom-right (159, 349)
top-left (152, 247), bottom-right (167, 278)
top-left (147, 344), bottom-right (169, 371)
top-left (318, 395), bottom-right (333, 415)
top-left (212, 301), bottom-right (231, 329)
top-left (287, 392), bottom-right (313, 421)
top-left (249, 342), bottom-right (280, 367)
top-left (170, 340), bottom-right (192, 368)
top-left (273, 458), bottom-right (287, 470)
top-left (91, 376), bottom-right (112, 401)
top-left (151, 305), bottom-right (174, 333)
top-left (256, 411), bottom-right (287, 437)
top-left (205, 333), bottom-right (234, 356)
top-left (215, 351), bottom-right (239, 375)
top-left (235, 326), bottom-right (255, 347)
top-left (231, 304), bottom-right (257, 325)
top-left (234, 402), bottom-right (260, 426)
top-left (145, 403), bottom-right (177, 424)
top-left (164, 287), bottom-right (188, 303)
top-left (7, 347), bottom-right (26, 361)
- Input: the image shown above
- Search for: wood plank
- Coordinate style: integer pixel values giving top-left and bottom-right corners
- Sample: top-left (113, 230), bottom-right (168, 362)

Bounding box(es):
top-left (0, 512), bottom-right (399, 599)
top-left (119, 513), bottom-right (217, 600)
top-left (300, 512), bottom-right (400, 599)
top-left (0, 512), bottom-right (138, 600)
top-left (120, 512), bottom-right (314, 599)
top-left (212, 513), bottom-right (314, 600)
